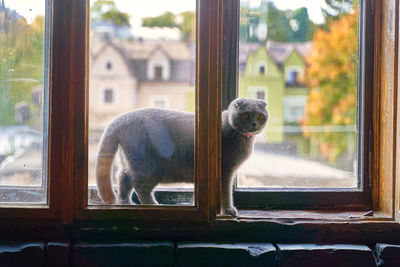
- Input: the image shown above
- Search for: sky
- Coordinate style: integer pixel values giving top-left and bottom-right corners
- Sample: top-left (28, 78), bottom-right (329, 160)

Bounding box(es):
top-left (5, 0), bottom-right (326, 25)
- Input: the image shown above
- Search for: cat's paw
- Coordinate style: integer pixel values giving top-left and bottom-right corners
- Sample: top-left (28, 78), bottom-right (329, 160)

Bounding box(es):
top-left (222, 206), bottom-right (238, 218)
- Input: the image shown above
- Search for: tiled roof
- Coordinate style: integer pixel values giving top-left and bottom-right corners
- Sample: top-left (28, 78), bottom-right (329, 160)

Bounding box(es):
top-left (90, 39), bottom-right (193, 83)
top-left (238, 41), bottom-right (312, 72)
top-left (267, 41), bottom-right (312, 65)
top-left (121, 41), bottom-right (191, 61)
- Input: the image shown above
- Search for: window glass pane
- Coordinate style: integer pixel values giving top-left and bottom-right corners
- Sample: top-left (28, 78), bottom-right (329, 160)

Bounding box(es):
top-left (238, 0), bottom-right (358, 188)
top-left (89, 0), bottom-right (196, 205)
top-left (0, 0), bottom-right (49, 203)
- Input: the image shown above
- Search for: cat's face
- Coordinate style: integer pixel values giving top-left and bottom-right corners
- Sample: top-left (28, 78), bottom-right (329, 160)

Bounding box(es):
top-left (228, 98), bottom-right (269, 135)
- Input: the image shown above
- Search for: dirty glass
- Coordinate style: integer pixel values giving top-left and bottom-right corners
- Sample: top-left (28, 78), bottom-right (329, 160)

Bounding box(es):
top-left (0, 0), bottom-right (49, 203)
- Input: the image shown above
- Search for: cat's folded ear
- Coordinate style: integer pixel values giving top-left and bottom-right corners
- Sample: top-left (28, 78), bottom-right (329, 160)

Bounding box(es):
top-left (232, 98), bottom-right (245, 108)
top-left (257, 99), bottom-right (268, 109)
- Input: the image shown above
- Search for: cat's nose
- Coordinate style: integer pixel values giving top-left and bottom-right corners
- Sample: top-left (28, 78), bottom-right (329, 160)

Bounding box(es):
top-left (252, 123), bottom-right (257, 128)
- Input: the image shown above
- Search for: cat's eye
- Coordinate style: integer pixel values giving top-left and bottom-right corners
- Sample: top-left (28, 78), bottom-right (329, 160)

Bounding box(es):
top-left (257, 114), bottom-right (264, 120)
top-left (241, 113), bottom-right (249, 120)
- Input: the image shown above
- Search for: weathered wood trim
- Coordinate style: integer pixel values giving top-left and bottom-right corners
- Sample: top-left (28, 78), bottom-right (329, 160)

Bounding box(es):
top-left (221, 0), bottom-right (239, 110)
top-left (73, 0), bottom-right (90, 222)
top-left (0, 0), bottom-right (67, 220)
top-left (373, 0), bottom-right (399, 217)
top-left (3, 216), bottom-right (400, 243)
top-left (395, 0), bottom-right (400, 222)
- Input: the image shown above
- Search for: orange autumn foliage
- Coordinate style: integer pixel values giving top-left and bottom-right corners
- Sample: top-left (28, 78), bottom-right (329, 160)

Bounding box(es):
top-left (303, 8), bottom-right (358, 162)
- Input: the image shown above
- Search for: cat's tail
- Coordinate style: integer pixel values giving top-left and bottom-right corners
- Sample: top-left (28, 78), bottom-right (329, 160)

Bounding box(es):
top-left (96, 130), bottom-right (119, 204)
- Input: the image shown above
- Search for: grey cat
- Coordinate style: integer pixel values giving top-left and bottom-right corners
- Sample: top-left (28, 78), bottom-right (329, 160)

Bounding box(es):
top-left (96, 98), bottom-right (268, 216)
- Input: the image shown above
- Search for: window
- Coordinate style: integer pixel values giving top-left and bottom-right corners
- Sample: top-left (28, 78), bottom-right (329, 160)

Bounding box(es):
top-left (283, 96), bottom-right (306, 123)
top-left (235, 0), bottom-right (371, 209)
top-left (0, 0), bottom-right (49, 204)
top-left (103, 88), bottom-right (114, 103)
top-left (1, 0), bottom-right (400, 242)
top-left (150, 96), bottom-right (170, 108)
top-left (248, 86), bottom-right (268, 101)
top-left (256, 90), bottom-right (265, 100)
top-left (105, 60), bottom-right (113, 71)
top-left (147, 50), bottom-right (170, 81)
top-left (285, 66), bottom-right (304, 86)
top-left (154, 66), bottom-right (163, 80)
top-left (87, 0), bottom-right (196, 210)
top-left (288, 70), bottom-right (298, 84)
top-left (256, 61), bottom-right (267, 75)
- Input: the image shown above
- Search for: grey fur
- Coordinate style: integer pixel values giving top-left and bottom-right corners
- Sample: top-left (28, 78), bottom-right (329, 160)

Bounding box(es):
top-left (96, 98), bottom-right (269, 217)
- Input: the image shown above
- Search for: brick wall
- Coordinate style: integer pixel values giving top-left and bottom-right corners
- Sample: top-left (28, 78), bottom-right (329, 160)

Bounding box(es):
top-left (0, 241), bottom-right (399, 266)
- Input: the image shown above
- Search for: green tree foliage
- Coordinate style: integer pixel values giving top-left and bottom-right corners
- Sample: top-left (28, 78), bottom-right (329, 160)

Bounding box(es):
top-left (177, 11), bottom-right (195, 42)
top-left (239, 1), bottom-right (266, 42)
top-left (321, 0), bottom-right (355, 22)
top-left (240, 2), bottom-right (315, 43)
top-left (289, 8), bottom-right (316, 42)
top-left (91, 0), bottom-right (130, 26)
top-left (142, 11), bottom-right (195, 42)
top-left (142, 12), bottom-right (176, 28)
top-left (0, 12), bottom-right (45, 125)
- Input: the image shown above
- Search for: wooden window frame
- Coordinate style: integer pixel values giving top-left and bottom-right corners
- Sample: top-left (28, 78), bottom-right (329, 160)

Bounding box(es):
top-left (227, 0), bottom-right (373, 210)
top-left (71, 0), bottom-right (222, 222)
top-left (1, 0), bottom-right (400, 243)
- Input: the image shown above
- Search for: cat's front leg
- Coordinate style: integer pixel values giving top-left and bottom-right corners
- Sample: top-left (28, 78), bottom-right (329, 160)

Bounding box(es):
top-left (136, 191), bottom-right (158, 205)
top-left (220, 173), bottom-right (238, 218)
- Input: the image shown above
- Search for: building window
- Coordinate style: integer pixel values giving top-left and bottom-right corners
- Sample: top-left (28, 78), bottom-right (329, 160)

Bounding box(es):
top-left (248, 87), bottom-right (268, 101)
top-left (154, 66), bottom-right (163, 80)
top-left (283, 96), bottom-right (307, 123)
top-left (256, 61), bottom-right (267, 75)
top-left (103, 88), bottom-right (114, 103)
top-left (289, 106), bottom-right (304, 121)
top-left (154, 99), bottom-right (166, 108)
top-left (147, 50), bottom-right (170, 81)
top-left (105, 61), bottom-right (113, 71)
top-left (256, 90), bottom-right (265, 100)
top-left (150, 96), bottom-right (170, 109)
top-left (288, 70), bottom-right (298, 84)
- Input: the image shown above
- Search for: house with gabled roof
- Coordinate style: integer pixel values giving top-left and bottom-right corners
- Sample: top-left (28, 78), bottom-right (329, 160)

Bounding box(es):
top-left (239, 41), bottom-right (311, 153)
top-left (88, 38), bottom-right (194, 182)
top-left (89, 38), bottom-right (194, 133)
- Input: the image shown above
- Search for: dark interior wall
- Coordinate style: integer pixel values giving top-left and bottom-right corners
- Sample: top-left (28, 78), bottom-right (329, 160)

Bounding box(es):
top-left (0, 241), bottom-right (399, 266)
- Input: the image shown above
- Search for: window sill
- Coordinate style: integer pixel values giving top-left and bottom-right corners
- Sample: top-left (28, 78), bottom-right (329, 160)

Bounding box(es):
top-left (217, 209), bottom-right (392, 223)
top-left (0, 209), bottom-right (399, 242)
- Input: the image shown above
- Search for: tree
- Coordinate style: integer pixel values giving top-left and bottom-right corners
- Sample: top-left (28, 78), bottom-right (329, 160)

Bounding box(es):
top-left (90, 0), bottom-right (130, 26)
top-left (177, 11), bottom-right (195, 42)
top-left (239, 2), bottom-right (315, 43)
top-left (321, 0), bottom-right (356, 23)
top-left (264, 2), bottom-right (288, 42)
top-left (0, 11), bottom-right (45, 125)
top-left (142, 12), bottom-right (176, 28)
top-left (142, 11), bottom-right (195, 42)
top-left (289, 8), bottom-right (316, 43)
top-left (303, 8), bottom-right (358, 162)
